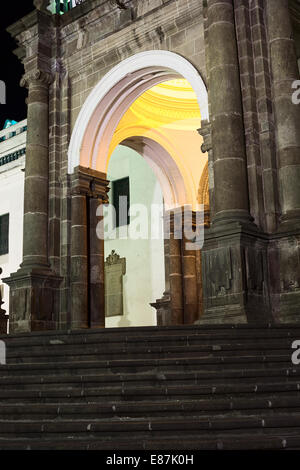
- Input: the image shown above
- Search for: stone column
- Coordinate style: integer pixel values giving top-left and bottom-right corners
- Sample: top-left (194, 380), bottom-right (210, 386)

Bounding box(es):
top-left (3, 70), bottom-right (62, 333)
top-left (265, 0), bottom-right (300, 229)
top-left (200, 0), bottom-right (272, 324)
top-left (181, 210), bottom-right (198, 325)
top-left (265, 0), bottom-right (300, 322)
top-left (70, 191), bottom-right (89, 329)
top-left (167, 210), bottom-right (184, 325)
top-left (207, 0), bottom-right (253, 227)
top-left (21, 70), bottom-right (52, 270)
top-left (89, 192), bottom-right (108, 329)
top-left (70, 167), bottom-right (109, 330)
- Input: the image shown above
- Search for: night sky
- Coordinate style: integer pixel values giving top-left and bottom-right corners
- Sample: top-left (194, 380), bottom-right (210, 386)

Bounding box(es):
top-left (0, 1), bottom-right (35, 129)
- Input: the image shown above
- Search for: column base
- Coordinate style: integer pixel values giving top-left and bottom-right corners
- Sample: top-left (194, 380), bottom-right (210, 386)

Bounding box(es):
top-left (269, 230), bottom-right (300, 323)
top-left (201, 222), bottom-right (272, 325)
top-left (150, 292), bottom-right (172, 326)
top-left (3, 268), bottom-right (63, 333)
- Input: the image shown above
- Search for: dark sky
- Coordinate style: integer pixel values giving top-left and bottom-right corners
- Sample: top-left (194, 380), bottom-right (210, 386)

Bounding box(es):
top-left (0, 1), bottom-right (35, 129)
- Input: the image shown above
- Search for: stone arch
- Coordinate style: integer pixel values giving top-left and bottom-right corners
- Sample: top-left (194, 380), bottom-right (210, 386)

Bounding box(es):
top-left (121, 136), bottom-right (189, 208)
top-left (68, 50), bottom-right (209, 175)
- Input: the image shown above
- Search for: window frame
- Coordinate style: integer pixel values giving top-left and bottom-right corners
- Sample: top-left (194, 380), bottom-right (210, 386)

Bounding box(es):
top-left (112, 177), bottom-right (130, 228)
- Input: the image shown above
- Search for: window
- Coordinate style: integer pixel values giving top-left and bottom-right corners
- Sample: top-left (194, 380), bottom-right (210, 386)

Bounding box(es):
top-left (0, 214), bottom-right (9, 256)
top-left (112, 177), bottom-right (130, 228)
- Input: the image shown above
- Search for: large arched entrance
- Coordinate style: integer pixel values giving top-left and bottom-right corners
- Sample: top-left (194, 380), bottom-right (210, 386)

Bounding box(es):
top-left (68, 51), bottom-right (209, 329)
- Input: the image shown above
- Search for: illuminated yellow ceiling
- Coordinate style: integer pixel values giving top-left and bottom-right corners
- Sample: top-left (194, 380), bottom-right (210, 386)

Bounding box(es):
top-left (128, 79), bottom-right (201, 129)
top-left (107, 78), bottom-right (207, 210)
top-left (109, 79), bottom-right (201, 158)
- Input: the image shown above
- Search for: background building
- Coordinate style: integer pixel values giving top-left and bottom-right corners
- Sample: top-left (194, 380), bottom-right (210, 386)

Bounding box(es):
top-left (0, 120), bottom-right (26, 320)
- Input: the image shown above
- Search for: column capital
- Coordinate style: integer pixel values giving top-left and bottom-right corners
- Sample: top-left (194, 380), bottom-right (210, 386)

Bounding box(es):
top-left (20, 70), bottom-right (53, 89)
top-left (71, 166), bottom-right (110, 201)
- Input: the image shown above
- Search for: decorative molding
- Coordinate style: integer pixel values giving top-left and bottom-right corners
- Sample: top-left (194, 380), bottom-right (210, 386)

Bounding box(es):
top-left (105, 250), bottom-right (125, 270)
top-left (0, 148), bottom-right (26, 168)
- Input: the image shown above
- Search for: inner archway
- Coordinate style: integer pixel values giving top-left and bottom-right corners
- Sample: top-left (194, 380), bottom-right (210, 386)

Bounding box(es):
top-left (68, 51), bottom-right (209, 328)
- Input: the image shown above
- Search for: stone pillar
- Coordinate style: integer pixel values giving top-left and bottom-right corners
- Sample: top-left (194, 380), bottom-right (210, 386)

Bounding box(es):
top-left (70, 191), bottom-right (88, 329)
top-left (3, 70), bottom-right (62, 333)
top-left (21, 71), bottom-right (52, 270)
top-left (70, 167), bottom-right (109, 330)
top-left (89, 197), bottom-right (105, 329)
top-left (166, 210), bottom-right (184, 325)
top-left (169, 236), bottom-right (184, 325)
top-left (200, 0), bottom-right (272, 324)
top-left (207, 0), bottom-right (253, 227)
top-left (266, 0), bottom-right (300, 229)
top-left (181, 209), bottom-right (199, 325)
top-left (265, 0), bottom-right (300, 323)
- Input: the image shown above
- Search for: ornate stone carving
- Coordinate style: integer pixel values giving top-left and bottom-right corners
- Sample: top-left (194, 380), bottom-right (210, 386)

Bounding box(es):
top-left (20, 70), bottom-right (53, 89)
top-left (106, 250), bottom-right (122, 266)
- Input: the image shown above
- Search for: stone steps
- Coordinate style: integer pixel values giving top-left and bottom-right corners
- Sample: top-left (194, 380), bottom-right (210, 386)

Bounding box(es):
top-left (0, 325), bottom-right (300, 449)
top-left (0, 434), bottom-right (298, 451)
top-left (0, 381), bottom-right (300, 403)
top-left (0, 414), bottom-right (300, 438)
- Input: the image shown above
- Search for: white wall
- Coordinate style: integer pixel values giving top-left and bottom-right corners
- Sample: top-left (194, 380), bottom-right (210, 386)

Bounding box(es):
top-left (104, 145), bottom-right (165, 327)
top-left (0, 120), bottom-right (26, 319)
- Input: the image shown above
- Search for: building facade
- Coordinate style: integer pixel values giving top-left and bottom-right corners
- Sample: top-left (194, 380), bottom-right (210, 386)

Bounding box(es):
top-left (2, 0), bottom-right (300, 333)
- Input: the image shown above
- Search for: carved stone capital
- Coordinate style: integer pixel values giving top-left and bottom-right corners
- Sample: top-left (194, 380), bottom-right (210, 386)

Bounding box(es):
top-left (20, 70), bottom-right (53, 89)
top-left (198, 120), bottom-right (212, 154)
top-left (71, 166), bottom-right (110, 201)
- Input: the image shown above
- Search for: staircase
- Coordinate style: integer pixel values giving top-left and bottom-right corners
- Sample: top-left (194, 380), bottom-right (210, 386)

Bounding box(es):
top-left (0, 324), bottom-right (300, 450)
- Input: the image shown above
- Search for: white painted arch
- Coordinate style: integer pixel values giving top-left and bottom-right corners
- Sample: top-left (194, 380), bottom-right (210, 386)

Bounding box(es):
top-left (68, 50), bottom-right (209, 174)
top-left (122, 136), bottom-right (189, 208)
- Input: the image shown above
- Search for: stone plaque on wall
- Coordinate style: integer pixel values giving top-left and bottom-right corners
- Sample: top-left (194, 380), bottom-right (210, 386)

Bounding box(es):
top-left (105, 250), bottom-right (126, 318)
